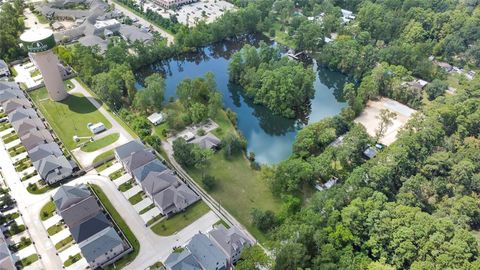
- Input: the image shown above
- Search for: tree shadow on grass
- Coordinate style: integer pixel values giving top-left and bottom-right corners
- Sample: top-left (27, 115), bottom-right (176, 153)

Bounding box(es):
top-left (60, 94), bottom-right (103, 114)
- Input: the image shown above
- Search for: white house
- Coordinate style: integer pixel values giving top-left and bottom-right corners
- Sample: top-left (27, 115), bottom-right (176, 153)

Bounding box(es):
top-left (88, 122), bottom-right (106, 134)
top-left (147, 112), bottom-right (164, 126)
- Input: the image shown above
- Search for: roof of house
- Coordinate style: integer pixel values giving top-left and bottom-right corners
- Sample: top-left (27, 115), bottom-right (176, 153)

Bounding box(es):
top-left (11, 118), bottom-right (45, 137)
top-left (165, 249), bottom-right (202, 270)
top-left (114, 140), bottom-right (145, 160)
top-left (33, 155), bottom-right (73, 183)
top-left (60, 195), bottom-right (101, 229)
top-left (78, 35), bottom-right (108, 52)
top-left (363, 146), bottom-right (378, 159)
top-left (1, 98), bottom-right (32, 114)
top-left (209, 224), bottom-right (252, 259)
top-left (0, 60), bottom-right (7, 70)
top-left (118, 25), bottom-right (152, 43)
top-left (8, 107), bottom-right (38, 123)
top-left (147, 112), bottom-right (164, 124)
top-left (152, 183), bottom-right (199, 215)
top-left (70, 211), bottom-right (110, 243)
top-left (132, 159), bottom-right (167, 183)
top-left (142, 169), bottom-right (179, 196)
top-left (0, 241), bottom-right (15, 270)
top-left (190, 133), bottom-right (221, 150)
top-left (20, 129), bottom-right (55, 151)
top-left (53, 185), bottom-right (91, 211)
top-left (122, 149), bottom-right (156, 173)
top-left (27, 142), bottom-right (63, 162)
top-left (0, 81), bottom-right (19, 90)
top-left (79, 227), bottom-right (124, 263)
top-left (187, 233), bottom-right (228, 270)
top-left (0, 89), bottom-right (24, 103)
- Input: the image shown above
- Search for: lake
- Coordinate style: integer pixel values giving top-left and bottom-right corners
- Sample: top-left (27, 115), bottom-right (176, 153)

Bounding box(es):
top-left (137, 35), bottom-right (348, 164)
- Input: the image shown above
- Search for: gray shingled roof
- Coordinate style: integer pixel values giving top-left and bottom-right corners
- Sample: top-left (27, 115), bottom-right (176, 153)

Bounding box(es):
top-left (8, 107), bottom-right (38, 123)
top-left (153, 183), bottom-right (199, 215)
top-left (78, 35), bottom-right (108, 52)
top-left (27, 142), bottom-right (63, 162)
top-left (142, 169), bottom-right (179, 196)
top-left (53, 185), bottom-right (91, 211)
top-left (132, 159), bottom-right (167, 183)
top-left (0, 60), bottom-right (7, 70)
top-left (0, 90), bottom-right (24, 103)
top-left (70, 211), bottom-right (110, 243)
top-left (1, 97), bottom-right (31, 114)
top-left (79, 227), bottom-right (124, 263)
top-left (11, 118), bottom-right (45, 137)
top-left (165, 249), bottom-right (202, 270)
top-left (20, 129), bottom-right (55, 151)
top-left (0, 81), bottom-right (19, 91)
top-left (187, 233), bottom-right (227, 270)
top-left (118, 25), bottom-right (152, 43)
top-left (59, 195), bottom-right (101, 229)
top-left (209, 224), bottom-right (252, 262)
top-left (122, 149), bottom-right (156, 173)
top-left (114, 140), bottom-right (145, 161)
top-left (190, 133), bottom-right (221, 150)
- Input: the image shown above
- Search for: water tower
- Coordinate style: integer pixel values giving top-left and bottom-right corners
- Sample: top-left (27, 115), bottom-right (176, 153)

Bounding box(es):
top-left (20, 28), bottom-right (68, 101)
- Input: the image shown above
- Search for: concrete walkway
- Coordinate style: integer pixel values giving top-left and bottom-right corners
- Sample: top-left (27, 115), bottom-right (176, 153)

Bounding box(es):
top-left (99, 162), bottom-right (122, 177)
top-left (0, 128), bottom-right (14, 137)
top-left (65, 257), bottom-right (88, 270)
top-left (140, 207), bottom-right (161, 224)
top-left (133, 197), bottom-right (152, 212)
top-left (5, 138), bottom-right (21, 149)
top-left (42, 214), bottom-right (62, 230)
top-left (59, 244), bottom-right (81, 262)
top-left (113, 173), bottom-right (132, 186)
top-left (123, 186), bottom-right (142, 199)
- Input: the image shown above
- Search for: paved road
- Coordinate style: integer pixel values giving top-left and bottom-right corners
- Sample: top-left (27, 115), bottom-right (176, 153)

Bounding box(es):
top-left (110, 1), bottom-right (175, 44)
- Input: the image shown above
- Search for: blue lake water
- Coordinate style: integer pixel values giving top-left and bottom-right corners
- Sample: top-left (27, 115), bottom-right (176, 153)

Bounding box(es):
top-left (137, 36), bottom-right (347, 164)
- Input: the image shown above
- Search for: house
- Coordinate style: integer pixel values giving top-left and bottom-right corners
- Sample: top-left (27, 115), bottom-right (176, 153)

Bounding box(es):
top-left (187, 233), bottom-right (228, 270)
top-left (315, 176), bottom-right (339, 191)
top-left (209, 224), bottom-right (252, 265)
top-left (88, 122), bottom-right (106, 134)
top-left (79, 227), bottom-right (125, 269)
top-left (57, 194), bottom-right (101, 228)
top-left (20, 129), bottom-right (55, 151)
top-left (1, 98), bottom-right (32, 114)
top-left (11, 118), bottom-right (46, 137)
top-left (0, 60), bottom-right (10, 78)
top-left (114, 140), bottom-right (146, 162)
top-left (402, 78), bottom-right (429, 92)
top-left (142, 169), bottom-right (179, 196)
top-left (0, 89), bottom-right (25, 103)
top-left (53, 185), bottom-right (91, 212)
top-left (33, 155), bottom-right (74, 184)
top-left (121, 148), bottom-right (156, 175)
top-left (147, 112), bottom-right (165, 126)
top-left (363, 146), bottom-right (378, 159)
top-left (180, 131), bottom-right (195, 142)
top-left (165, 249), bottom-right (202, 270)
top-left (434, 61), bottom-right (453, 72)
top-left (131, 159), bottom-right (167, 183)
top-left (153, 0), bottom-right (199, 9)
top-left (341, 9), bottom-right (355, 23)
top-left (8, 107), bottom-right (38, 123)
top-left (0, 231), bottom-right (15, 270)
top-left (70, 212), bottom-right (110, 243)
top-left (27, 142), bottom-right (63, 162)
top-left (152, 182), bottom-right (200, 216)
top-left (0, 81), bottom-right (19, 92)
top-left (118, 25), bottom-right (153, 43)
top-left (190, 133), bottom-right (221, 150)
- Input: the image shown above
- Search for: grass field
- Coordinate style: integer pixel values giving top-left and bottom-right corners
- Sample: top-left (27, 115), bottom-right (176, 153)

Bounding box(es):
top-left (128, 192), bottom-right (144, 205)
top-left (16, 254), bottom-right (38, 268)
top-left (90, 184), bottom-right (139, 270)
top-left (55, 235), bottom-right (73, 250)
top-left (151, 201), bottom-right (210, 236)
top-left (29, 86), bottom-right (112, 150)
top-left (81, 133), bottom-right (119, 152)
top-left (40, 201), bottom-right (56, 221)
top-left (64, 253), bottom-right (82, 267)
top-left (47, 223), bottom-right (65, 236)
top-left (94, 155), bottom-right (114, 171)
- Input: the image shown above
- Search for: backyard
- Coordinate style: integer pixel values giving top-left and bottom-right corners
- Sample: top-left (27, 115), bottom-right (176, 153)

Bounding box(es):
top-left (80, 133), bottom-right (120, 152)
top-left (151, 201), bottom-right (210, 236)
top-left (28, 86), bottom-right (112, 150)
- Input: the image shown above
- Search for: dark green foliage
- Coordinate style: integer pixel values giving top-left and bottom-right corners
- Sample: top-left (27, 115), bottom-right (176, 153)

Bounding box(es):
top-left (425, 79), bottom-right (448, 100)
top-left (0, 0), bottom-right (25, 61)
top-left (202, 175), bottom-right (217, 191)
top-left (251, 208), bottom-right (278, 233)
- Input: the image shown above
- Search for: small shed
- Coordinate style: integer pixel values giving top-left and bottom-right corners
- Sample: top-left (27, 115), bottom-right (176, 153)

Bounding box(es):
top-left (147, 112), bottom-right (164, 126)
top-left (363, 146), bottom-right (378, 159)
top-left (88, 122), bottom-right (106, 134)
top-left (181, 131), bottom-right (195, 142)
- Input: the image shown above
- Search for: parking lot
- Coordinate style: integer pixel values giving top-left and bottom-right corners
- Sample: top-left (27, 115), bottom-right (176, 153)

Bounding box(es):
top-left (143, 0), bottom-right (235, 25)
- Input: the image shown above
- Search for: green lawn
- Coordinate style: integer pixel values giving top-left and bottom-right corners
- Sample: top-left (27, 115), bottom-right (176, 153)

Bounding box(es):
top-left (2, 133), bottom-right (18, 143)
top-left (47, 223), bottom-right (65, 236)
top-left (89, 184), bottom-right (139, 270)
top-left (139, 204), bottom-right (155, 215)
top-left (55, 235), bottom-right (73, 250)
top-left (128, 192), bottom-right (144, 205)
top-left (40, 201), bottom-right (56, 221)
top-left (29, 86), bottom-right (112, 150)
top-left (8, 145), bottom-right (26, 156)
top-left (9, 237), bottom-right (32, 252)
top-left (81, 133), bottom-right (119, 152)
top-left (118, 180), bottom-right (134, 192)
top-left (187, 152), bottom-right (281, 242)
top-left (30, 69), bottom-right (40, 77)
top-left (151, 201), bottom-right (210, 236)
top-left (64, 253), bottom-right (82, 267)
top-left (16, 254), bottom-right (38, 268)
top-left (109, 170), bottom-right (123, 180)
top-left (94, 156), bottom-right (114, 171)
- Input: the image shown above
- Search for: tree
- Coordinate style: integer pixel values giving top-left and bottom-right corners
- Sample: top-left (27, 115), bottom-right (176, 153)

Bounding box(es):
top-left (425, 79), bottom-right (448, 100)
top-left (202, 175), bottom-right (217, 191)
top-left (236, 245), bottom-right (271, 270)
top-left (221, 133), bottom-right (245, 158)
top-left (375, 109), bottom-right (397, 142)
top-left (251, 208), bottom-right (277, 232)
top-left (134, 73), bottom-right (165, 112)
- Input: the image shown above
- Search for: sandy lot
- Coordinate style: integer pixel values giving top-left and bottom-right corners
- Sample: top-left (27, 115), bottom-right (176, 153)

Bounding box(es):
top-left (354, 97), bottom-right (417, 145)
